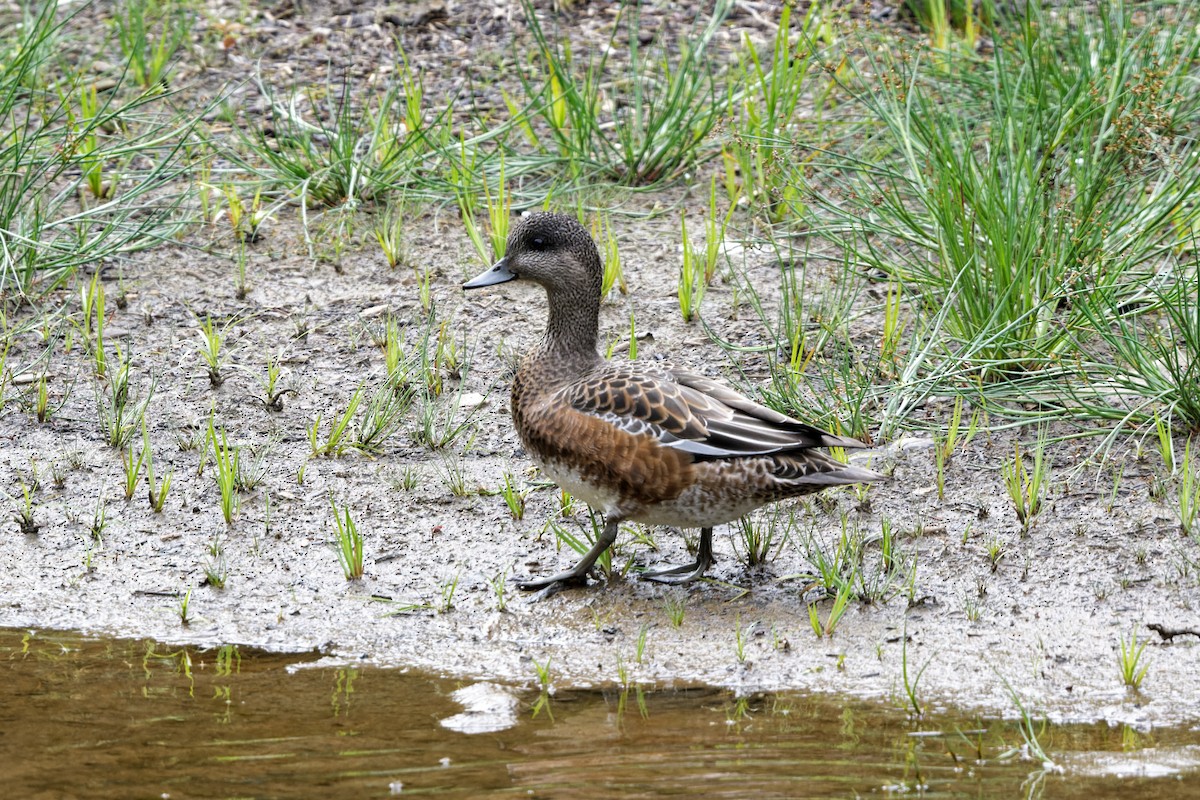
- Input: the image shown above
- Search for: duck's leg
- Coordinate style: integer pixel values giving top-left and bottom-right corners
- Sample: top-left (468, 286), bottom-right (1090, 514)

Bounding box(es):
top-left (518, 518), bottom-right (620, 592)
top-left (641, 527), bottom-right (714, 584)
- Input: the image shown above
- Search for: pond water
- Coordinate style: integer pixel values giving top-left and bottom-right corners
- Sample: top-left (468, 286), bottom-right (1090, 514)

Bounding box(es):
top-left (1, 628), bottom-right (1195, 798)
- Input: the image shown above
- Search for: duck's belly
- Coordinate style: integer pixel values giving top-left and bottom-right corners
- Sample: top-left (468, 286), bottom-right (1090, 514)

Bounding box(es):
top-left (536, 458), bottom-right (624, 515)
top-left (628, 482), bottom-right (768, 528)
top-left (535, 455), bottom-right (773, 529)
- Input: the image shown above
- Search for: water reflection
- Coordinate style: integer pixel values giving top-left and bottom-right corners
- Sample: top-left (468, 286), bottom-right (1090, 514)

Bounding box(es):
top-left (1, 628), bottom-right (1194, 798)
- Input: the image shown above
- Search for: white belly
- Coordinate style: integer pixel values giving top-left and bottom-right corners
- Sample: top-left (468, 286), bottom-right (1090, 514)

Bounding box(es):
top-left (537, 459), bottom-right (623, 515)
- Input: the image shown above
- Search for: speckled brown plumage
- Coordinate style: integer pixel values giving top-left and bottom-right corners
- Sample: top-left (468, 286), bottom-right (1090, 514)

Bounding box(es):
top-left (464, 212), bottom-right (885, 592)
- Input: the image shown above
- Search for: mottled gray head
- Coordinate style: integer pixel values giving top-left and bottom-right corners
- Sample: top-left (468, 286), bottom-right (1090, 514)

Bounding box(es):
top-left (463, 212), bottom-right (603, 303)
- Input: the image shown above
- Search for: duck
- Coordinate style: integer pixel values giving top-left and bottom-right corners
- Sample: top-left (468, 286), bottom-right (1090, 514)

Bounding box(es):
top-left (464, 212), bottom-right (884, 593)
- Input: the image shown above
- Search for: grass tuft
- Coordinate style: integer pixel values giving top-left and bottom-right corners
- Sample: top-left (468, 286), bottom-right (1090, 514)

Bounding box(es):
top-left (206, 414), bottom-right (240, 526)
top-left (1179, 439), bottom-right (1200, 537)
top-left (1001, 432), bottom-right (1048, 535)
top-left (111, 0), bottom-right (193, 91)
top-left (2, 3), bottom-right (199, 298)
top-left (516, 0), bottom-right (729, 185)
top-left (1118, 628), bottom-right (1150, 691)
top-left (329, 496), bottom-right (365, 580)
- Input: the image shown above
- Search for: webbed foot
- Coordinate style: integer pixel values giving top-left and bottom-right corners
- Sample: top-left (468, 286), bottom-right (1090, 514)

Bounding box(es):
top-left (640, 561), bottom-right (711, 585)
top-left (517, 518), bottom-right (621, 595)
top-left (639, 527), bottom-right (714, 585)
top-left (517, 569), bottom-right (593, 594)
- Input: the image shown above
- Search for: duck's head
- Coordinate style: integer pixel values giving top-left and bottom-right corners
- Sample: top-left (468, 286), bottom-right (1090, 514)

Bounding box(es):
top-left (463, 212), bottom-right (603, 302)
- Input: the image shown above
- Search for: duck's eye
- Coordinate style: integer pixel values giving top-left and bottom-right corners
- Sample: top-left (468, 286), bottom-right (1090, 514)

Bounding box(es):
top-left (529, 236), bottom-right (547, 251)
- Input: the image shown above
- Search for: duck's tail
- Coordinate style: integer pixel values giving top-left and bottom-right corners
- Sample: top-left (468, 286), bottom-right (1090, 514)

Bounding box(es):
top-left (771, 450), bottom-right (888, 488)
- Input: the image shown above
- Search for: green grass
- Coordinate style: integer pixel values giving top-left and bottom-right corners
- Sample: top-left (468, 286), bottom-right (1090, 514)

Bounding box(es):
top-left (726, 243), bottom-right (880, 440)
top-left (500, 471), bottom-right (527, 520)
top-left (257, 352), bottom-right (294, 412)
top-left (330, 497), bottom-right (365, 580)
top-left (30, 373), bottom-right (65, 423)
top-left (196, 315), bottom-right (229, 387)
top-left (786, 0), bottom-right (1200, 433)
top-left (515, 0), bottom-right (729, 185)
top-left (1, 3), bottom-right (198, 298)
top-left (411, 326), bottom-right (480, 450)
top-left (733, 616), bottom-right (749, 664)
top-left (733, 508), bottom-right (780, 567)
top-left (373, 197), bottom-right (411, 269)
top-left (231, 72), bottom-right (424, 210)
top-left (489, 570), bottom-right (508, 612)
top-left (354, 374), bottom-right (415, 456)
top-left (544, 514), bottom-right (613, 581)
top-left (380, 316), bottom-right (408, 380)
top-left (120, 434), bottom-right (147, 500)
top-left (207, 415), bottom-right (240, 526)
top-left (110, 0), bottom-right (193, 91)
top-left (1179, 439), bottom-right (1200, 537)
top-left (904, 0), bottom-right (988, 48)
top-left (177, 587), bottom-right (192, 625)
top-left (677, 210), bottom-right (706, 322)
top-left (531, 657), bottom-right (554, 720)
top-left (663, 595), bottom-right (686, 628)
top-left (807, 582), bottom-right (852, 639)
top-left (0, 316), bottom-right (11, 413)
top-left (458, 152), bottom-right (510, 266)
top-left (95, 347), bottom-right (153, 449)
top-left (934, 397), bottom-right (964, 499)
top-left (1118, 628), bottom-right (1150, 690)
top-left (900, 632), bottom-right (930, 718)
top-left (220, 184), bottom-right (271, 245)
top-left (724, 0), bottom-right (828, 222)
top-left (437, 571), bottom-right (460, 614)
top-left (203, 550), bottom-right (228, 589)
top-left (998, 674), bottom-right (1054, 768)
top-left (896, 31), bottom-right (1171, 364)
top-left (12, 479), bottom-right (38, 535)
top-left (793, 511), bottom-right (902, 600)
top-left (1077, 251), bottom-right (1200, 432)
top-left (88, 497), bottom-right (109, 542)
top-left (1001, 432), bottom-right (1048, 535)
top-left (309, 386), bottom-right (364, 458)
top-left (233, 439), bottom-right (270, 493)
top-left (594, 216), bottom-right (627, 299)
top-left (144, 424), bottom-right (173, 513)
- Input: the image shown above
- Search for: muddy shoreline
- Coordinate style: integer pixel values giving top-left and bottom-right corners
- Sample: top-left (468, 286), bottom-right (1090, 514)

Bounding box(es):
top-left (4, 210), bottom-right (1198, 729)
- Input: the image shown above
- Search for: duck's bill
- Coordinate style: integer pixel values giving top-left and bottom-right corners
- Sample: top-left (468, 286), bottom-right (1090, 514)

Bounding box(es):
top-left (463, 257), bottom-right (516, 289)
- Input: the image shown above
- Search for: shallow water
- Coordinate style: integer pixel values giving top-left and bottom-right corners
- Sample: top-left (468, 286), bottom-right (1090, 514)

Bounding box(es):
top-left (1, 628), bottom-right (1195, 799)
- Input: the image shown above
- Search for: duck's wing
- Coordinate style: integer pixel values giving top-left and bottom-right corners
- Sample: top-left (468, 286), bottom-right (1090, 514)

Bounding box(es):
top-left (560, 363), bottom-right (867, 460)
top-left (669, 369), bottom-right (871, 450)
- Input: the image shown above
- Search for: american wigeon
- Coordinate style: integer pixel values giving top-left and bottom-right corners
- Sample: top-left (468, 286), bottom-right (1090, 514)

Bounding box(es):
top-left (465, 212), bottom-right (884, 592)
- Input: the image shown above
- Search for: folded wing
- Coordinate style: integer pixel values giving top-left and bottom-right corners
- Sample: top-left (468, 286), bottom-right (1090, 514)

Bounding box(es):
top-left (561, 364), bottom-right (868, 461)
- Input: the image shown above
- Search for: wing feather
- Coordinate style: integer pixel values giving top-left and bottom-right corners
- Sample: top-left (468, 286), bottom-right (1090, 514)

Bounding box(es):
top-left (560, 364), bottom-right (869, 460)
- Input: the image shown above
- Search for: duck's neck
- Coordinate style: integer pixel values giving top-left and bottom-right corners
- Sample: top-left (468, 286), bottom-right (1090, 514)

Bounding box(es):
top-left (537, 286), bottom-right (601, 371)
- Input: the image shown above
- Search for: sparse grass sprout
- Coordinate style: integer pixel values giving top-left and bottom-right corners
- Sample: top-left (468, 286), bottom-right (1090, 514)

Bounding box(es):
top-left (330, 497), bottom-right (365, 580)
